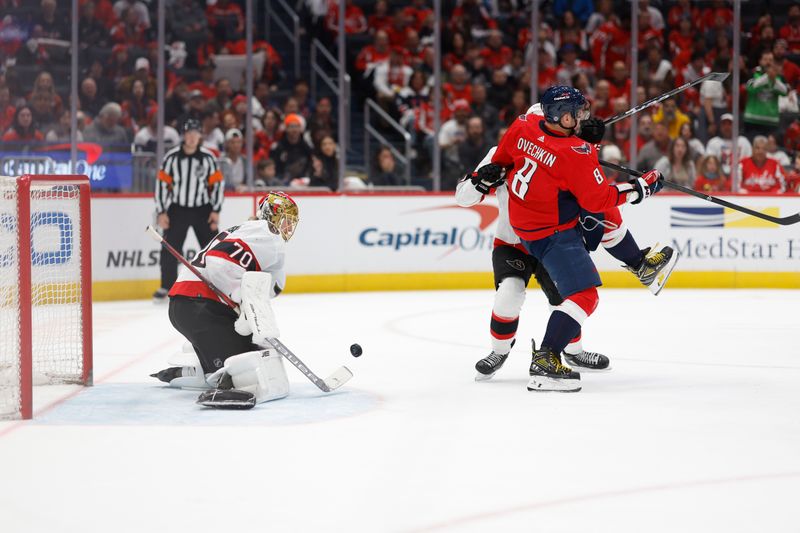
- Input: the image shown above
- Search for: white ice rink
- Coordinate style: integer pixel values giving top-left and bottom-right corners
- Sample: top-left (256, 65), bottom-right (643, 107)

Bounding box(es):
top-left (1, 289), bottom-right (799, 532)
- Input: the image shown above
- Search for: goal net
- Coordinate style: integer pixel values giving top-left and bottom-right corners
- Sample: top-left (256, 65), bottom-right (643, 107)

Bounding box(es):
top-left (0, 175), bottom-right (92, 420)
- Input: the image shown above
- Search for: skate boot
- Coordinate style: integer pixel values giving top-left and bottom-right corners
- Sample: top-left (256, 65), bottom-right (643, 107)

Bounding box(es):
top-left (475, 352), bottom-right (509, 381)
top-left (527, 341), bottom-right (581, 392)
top-left (626, 243), bottom-right (679, 296)
top-left (563, 350), bottom-right (611, 372)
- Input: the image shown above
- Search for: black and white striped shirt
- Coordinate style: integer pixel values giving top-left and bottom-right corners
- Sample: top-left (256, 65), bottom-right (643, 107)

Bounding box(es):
top-left (155, 145), bottom-right (224, 213)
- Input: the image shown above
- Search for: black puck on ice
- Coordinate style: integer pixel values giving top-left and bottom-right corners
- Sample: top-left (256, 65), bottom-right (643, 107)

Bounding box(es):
top-left (350, 343), bottom-right (363, 357)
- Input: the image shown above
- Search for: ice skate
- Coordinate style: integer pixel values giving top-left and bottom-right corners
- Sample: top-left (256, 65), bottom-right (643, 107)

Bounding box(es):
top-left (475, 352), bottom-right (509, 381)
top-left (626, 243), bottom-right (678, 295)
top-left (527, 341), bottom-right (581, 392)
top-left (563, 350), bottom-right (611, 372)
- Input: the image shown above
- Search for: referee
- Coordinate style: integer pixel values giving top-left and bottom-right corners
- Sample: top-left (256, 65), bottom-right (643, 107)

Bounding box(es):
top-left (153, 118), bottom-right (224, 302)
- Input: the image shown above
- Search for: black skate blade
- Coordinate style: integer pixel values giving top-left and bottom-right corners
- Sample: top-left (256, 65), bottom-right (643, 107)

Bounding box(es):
top-left (150, 367), bottom-right (182, 383)
top-left (197, 389), bottom-right (256, 409)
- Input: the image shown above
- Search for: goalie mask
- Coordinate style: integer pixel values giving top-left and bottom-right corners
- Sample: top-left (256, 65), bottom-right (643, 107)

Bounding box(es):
top-left (257, 192), bottom-right (299, 241)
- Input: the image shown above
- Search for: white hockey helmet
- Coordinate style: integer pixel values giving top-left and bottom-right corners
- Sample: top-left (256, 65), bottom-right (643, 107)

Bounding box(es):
top-left (257, 191), bottom-right (299, 241)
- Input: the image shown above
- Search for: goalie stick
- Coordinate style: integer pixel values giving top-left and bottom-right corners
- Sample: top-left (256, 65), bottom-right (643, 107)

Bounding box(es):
top-left (598, 160), bottom-right (800, 226)
top-left (145, 225), bottom-right (353, 392)
top-left (604, 71), bottom-right (730, 126)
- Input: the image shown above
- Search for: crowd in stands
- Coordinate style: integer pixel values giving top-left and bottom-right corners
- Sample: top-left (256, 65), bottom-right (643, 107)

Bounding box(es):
top-left (1, 0), bottom-right (800, 194)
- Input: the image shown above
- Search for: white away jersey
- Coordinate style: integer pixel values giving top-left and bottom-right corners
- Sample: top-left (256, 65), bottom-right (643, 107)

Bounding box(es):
top-left (169, 219), bottom-right (286, 306)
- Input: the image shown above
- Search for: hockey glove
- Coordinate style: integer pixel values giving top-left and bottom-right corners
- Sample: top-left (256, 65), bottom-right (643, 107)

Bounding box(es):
top-left (577, 117), bottom-right (606, 144)
top-left (470, 163), bottom-right (506, 194)
top-left (630, 169), bottom-right (664, 205)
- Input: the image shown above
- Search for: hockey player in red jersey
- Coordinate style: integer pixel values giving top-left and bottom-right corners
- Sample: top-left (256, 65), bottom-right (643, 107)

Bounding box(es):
top-left (151, 192), bottom-right (300, 407)
top-left (458, 98), bottom-right (678, 384)
top-left (475, 86), bottom-right (674, 392)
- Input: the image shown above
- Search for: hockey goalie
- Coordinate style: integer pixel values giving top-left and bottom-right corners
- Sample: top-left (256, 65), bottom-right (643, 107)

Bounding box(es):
top-left (151, 192), bottom-right (300, 409)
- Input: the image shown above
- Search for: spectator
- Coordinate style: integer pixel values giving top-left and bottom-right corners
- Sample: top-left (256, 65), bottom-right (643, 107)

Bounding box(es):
top-left (0, 85), bottom-right (14, 133)
top-left (706, 113), bottom-right (753, 176)
top-left (694, 155), bottom-right (730, 192)
top-left (773, 39), bottom-right (800, 89)
top-left (2, 105), bottom-right (44, 147)
top-left (744, 52), bottom-right (788, 139)
top-left (255, 158), bottom-right (283, 188)
top-left (585, 0), bottom-right (613, 34)
top-left (592, 79), bottom-right (613, 119)
top-left (113, 0), bottom-right (150, 28)
top-left (110, 7), bottom-right (148, 48)
top-left (385, 8), bottom-right (411, 47)
top-left (307, 96), bottom-right (336, 146)
top-left (590, 12), bottom-right (630, 78)
top-left (325, 0), bottom-right (367, 36)
top-left (739, 136), bottom-right (785, 193)
top-left (118, 57), bottom-right (157, 100)
top-left (553, 0), bottom-right (593, 26)
top-left (79, 1), bottom-right (111, 52)
top-left (679, 122), bottom-right (705, 162)
top-left (79, 77), bottom-right (107, 119)
top-left (457, 116), bottom-right (492, 178)
top-left (84, 102), bottom-right (129, 148)
top-left (778, 5), bottom-right (800, 55)
top-left (698, 58), bottom-right (727, 140)
top-left (200, 109), bottom-right (224, 153)
top-left (206, 0), bottom-right (244, 42)
top-left (168, 0), bottom-right (209, 64)
top-left (212, 78), bottom-right (233, 111)
top-left (450, 0), bottom-right (496, 40)
top-left (165, 82), bottom-right (190, 126)
top-left (443, 32), bottom-right (467, 72)
top-left (500, 89), bottom-right (528, 127)
top-left (370, 146), bottom-right (403, 186)
top-left (219, 128), bottom-right (247, 191)
top-left (121, 78), bottom-right (155, 133)
top-left (655, 137), bottom-right (696, 188)
top-left (133, 107), bottom-right (179, 152)
top-left (45, 109), bottom-right (83, 142)
top-left (33, 0), bottom-right (67, 40)
top-left (291, 80), bottom-right (314, 119)
top-left (555, 10), bottom-right (588, 52)
top-left (640, 44), bottom-right (674, 86)
top-left (480, 30), bottom-right (513, 70)
top-left (255, 108), bottom-right (283, 161)
top-left (188, 63), bottom-right (218, 100)
top-left (785, 152), bottom-right (800, 193)
top-left (556, 44), bottom-right (594, 87)
top-left (308, 135), bottom-right (339, 190)
top-left (373, 48), bottom-right (413, 102)
top-left (444, 64), bottom-right (472, 108)
top-left (403, 0), bottom-right (432, 32)
top-left (470, 82), bottom-right (499, 140)
top-left (766, 133), bottom-right (791, 168)
top-left (652, 98), bottom-right (690, 140)
top-left (29, 71), bottom-right (63, 116)
top-left (219, 108), bottom-right (240, 134)
top-left (179, 89), bottom-right (207, 125)
top-left (396, 70), bottom-right (434, 156)
top-left (487, 69), bottom-right (513, 111)
top-left (600, 143), bottom-right (626, 183)
top-left (29, 91), bottom-right (57, 133)
top-left (355, 30), bottom-right (391, 76)
top-left (270, 113), bottom-right (312, 182)
top-left (636, 122), bottom-right (670, 170)
top-left (438, 99), bottom-right (469, 149)
top-left (368, 1), bottom-right (392, 34)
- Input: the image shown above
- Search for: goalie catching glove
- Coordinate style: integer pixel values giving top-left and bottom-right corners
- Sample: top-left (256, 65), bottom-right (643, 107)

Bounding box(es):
top-left (469, 163), bottom-right (506, 194)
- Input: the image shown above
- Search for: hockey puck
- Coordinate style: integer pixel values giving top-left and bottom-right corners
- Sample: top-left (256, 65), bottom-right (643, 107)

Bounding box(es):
top-left (349, 343), bottom-right (363, 357)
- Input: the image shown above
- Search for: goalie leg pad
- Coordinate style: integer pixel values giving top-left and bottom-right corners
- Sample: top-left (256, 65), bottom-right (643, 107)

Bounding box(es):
top-left (197, 389), bottom-right (256, 409)
top-left (223, 349), bottom-right (290, 403)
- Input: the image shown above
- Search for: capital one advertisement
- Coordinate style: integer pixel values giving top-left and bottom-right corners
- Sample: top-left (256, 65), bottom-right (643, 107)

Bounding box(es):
top-left (89, 193), bottom-right (800, 298)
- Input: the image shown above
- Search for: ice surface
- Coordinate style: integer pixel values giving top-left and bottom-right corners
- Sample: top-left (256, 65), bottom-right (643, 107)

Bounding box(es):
top-left (1, 289), bottom-right (799, 532)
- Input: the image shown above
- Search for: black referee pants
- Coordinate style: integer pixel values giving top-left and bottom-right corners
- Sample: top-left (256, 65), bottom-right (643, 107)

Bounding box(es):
top-left (160, 204), bottom-right (216, 290)
top-left (168, 296), bottom-right (257, 373)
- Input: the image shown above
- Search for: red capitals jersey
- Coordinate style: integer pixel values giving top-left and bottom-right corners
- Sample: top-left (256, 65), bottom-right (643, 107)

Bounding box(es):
top-left (491, 114), bottom-right (627, 241)
top-left (739, 157), bottom-right (786, 193)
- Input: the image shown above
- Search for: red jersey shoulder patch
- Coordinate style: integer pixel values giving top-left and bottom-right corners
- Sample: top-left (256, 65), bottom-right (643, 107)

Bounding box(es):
top-left (571, 142), bottom-right (592, 155)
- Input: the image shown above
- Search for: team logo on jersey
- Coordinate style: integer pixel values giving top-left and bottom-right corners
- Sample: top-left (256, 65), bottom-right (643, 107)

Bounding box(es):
top-left (670, 206), bottom-right (780, 228)
top-left (571, 143), bottom-right (592, 155)
top-left (506, 259), bottom-right (526, 271)
top-left (537, 136), bottom-right (545, 142)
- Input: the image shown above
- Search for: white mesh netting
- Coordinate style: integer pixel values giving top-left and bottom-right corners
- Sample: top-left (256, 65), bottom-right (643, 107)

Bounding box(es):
top-left (0, 176), bottom-right (86, 419)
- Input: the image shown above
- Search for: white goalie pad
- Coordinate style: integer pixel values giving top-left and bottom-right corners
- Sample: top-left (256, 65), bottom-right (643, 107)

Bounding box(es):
top-left (219, 349), bottom-right (289, 403)
top-left (234, 271), bottom-right (280, 343)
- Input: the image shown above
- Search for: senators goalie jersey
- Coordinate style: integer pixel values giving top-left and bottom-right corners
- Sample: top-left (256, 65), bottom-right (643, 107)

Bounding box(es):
top-left (169, 220), bottom-right (287, 306)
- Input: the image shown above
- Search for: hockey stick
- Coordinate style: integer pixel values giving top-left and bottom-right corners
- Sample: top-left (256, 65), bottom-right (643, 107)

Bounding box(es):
top-left (145, 225), bottom-right (353, 392)
top-left (604, 72), bottom-right (730, 126)
top-left (598, 160), bottom-right (800, 226)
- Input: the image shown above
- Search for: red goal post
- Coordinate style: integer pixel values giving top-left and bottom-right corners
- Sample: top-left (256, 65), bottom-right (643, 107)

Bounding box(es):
top-left (0, 175), bottom-right (92, 420)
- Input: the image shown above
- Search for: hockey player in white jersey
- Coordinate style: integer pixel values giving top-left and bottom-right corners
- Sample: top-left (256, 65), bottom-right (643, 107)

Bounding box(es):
top-left (458, 100), bottom-right (677, 382)
top-left (151, 191), bottom-right (300, 408)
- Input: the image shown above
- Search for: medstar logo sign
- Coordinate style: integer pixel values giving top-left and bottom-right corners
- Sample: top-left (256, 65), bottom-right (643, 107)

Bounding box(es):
top-left (358, 204), bottom-right (499, 256)
top-left (670, 206), bottom-right (780, 228)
